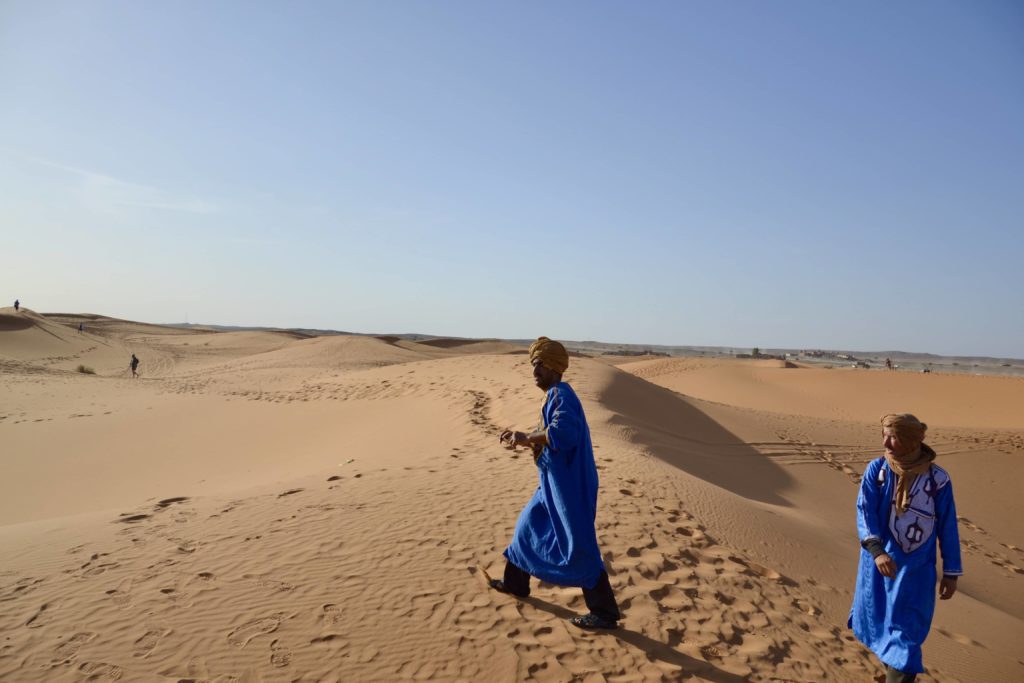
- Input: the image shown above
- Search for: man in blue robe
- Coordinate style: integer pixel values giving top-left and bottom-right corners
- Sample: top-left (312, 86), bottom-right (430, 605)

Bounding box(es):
top-left (850, 413), bottom-right (963, 682)
top-left (493, 336), bottom-right (621, 630)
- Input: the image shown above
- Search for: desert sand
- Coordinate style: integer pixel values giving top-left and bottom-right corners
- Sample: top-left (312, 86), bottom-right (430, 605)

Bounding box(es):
top-left (2, 307), bottom-right (1022, 682)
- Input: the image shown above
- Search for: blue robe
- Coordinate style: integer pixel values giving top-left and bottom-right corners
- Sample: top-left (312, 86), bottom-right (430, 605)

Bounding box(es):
top-left (504, 382), bottom-right (606, 589)
top-left (849, 455), bottom-right (963, 674)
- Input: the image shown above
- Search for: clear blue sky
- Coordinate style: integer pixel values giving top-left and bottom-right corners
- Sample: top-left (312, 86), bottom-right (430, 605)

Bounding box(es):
top-left (2, 1), bottom-right (1022, 357)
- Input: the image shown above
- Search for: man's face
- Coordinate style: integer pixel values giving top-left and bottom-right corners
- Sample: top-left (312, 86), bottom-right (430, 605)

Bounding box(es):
top-left (532, 358), bottom-right (560, 391)
top-left (883, 427), bottom-right (914, 458)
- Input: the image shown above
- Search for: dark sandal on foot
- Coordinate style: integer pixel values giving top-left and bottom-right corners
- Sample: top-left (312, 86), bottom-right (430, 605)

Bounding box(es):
top-left (571, 613), bottom-right (618, 630)
top-left (488, 579), bottom-right (528, 598)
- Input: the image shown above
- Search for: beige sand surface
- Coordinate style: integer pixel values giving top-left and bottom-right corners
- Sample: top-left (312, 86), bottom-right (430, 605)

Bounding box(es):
top-left (2, 309), bottom-right (1022, 682)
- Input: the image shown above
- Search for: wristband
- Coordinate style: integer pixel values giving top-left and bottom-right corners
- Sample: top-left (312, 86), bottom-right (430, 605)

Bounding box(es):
top-left (862, 538), bottom-right (886, 559)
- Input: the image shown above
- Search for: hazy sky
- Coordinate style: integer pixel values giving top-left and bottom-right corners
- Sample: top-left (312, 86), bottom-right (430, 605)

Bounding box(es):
top-left (2, 1), bottom-right (1022, 357)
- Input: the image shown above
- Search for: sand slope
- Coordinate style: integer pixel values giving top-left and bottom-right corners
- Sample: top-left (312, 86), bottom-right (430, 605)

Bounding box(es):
top-left (2, 313), bottom-right (1022, 682)
top-left (619, 357), bottom-right (1024, 429)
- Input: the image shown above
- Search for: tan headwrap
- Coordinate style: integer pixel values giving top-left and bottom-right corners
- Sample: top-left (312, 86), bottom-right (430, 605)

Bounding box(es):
top-left (529, 336), bottom-right (569, 374)
top-left (881, 413), bottom-right (935, 514)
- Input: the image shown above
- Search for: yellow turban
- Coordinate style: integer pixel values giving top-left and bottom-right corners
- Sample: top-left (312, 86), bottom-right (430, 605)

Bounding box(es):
top-left (529, 336), bottom-right (569, 374)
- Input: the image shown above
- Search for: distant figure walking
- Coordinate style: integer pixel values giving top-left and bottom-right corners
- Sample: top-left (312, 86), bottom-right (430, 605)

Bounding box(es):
top-left (14, 299), bottom-right (19, 312)
top-left (885, 358), bottom-right (893, 371)
top-left (130, 353), bottom-right (140, 378)
top-left (78, 323), bottom-right (84, 334)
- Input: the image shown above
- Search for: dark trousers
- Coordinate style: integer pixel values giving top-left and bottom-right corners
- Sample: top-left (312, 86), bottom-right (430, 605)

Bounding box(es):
top-left (885, 666), bottom-right (916, 683)
top-left (503, 559), bottom-right (621, 622)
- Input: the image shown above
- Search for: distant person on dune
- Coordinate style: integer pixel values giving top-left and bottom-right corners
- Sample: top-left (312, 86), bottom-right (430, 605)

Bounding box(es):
top-left (885, 358), bottom-right (893, 371)
top-left (493, 337), bottom-right (621, 630)
top-left (849, 414), bottom-right (962, 683)
top-left (78, 322), bottom-right (83, 334)
top-left (14, 299), bottom-right (19, 312)
top-left (130, 353), bottom-right (140, 378)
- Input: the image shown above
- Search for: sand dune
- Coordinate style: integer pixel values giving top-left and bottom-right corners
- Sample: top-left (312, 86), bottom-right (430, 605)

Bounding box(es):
top-left (415, 338), bottom-right (526, 355)
top-left (2, 311), bottom-right (1022, 682)
top-left (620, 357), bottom-right (1024, 429)
top-left (0, 308), bottom-right (105, 363)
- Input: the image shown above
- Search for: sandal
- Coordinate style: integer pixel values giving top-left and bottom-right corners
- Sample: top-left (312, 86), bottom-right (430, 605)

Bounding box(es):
top-left (571, 613), bottom-right (618, 630)
top-left (488, 579), bottom-right (528, 598)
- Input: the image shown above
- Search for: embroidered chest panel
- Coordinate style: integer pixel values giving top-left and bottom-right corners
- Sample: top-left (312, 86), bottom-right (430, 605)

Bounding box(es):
top-left (879, 464), bottom-right (950, 554)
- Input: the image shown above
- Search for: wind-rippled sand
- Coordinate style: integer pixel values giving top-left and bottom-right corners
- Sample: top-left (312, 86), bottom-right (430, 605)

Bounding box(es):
top-left (2, 308), bottom-right (1022, 682)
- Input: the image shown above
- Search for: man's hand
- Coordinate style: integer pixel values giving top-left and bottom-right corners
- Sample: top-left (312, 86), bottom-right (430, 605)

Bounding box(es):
top-left (874, 553), bottom-right (898, 578)
top-left (939, 576), bottom-right (958, 600)
top-left (499, 429), bottom-right (529, 449)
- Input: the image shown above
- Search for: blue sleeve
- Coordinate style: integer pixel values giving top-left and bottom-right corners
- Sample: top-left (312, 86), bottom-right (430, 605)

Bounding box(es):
top-left (936, 480), bottom-right (963, 576)
top-left (856, 460), bottom-right (886, 544)
top-left (543, 388), bottom-right (581, 456)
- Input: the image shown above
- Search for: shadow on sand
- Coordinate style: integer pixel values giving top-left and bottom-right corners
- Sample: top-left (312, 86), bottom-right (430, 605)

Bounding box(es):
top-left (522, 594), bottom-right (750, 683)
top-left (597, 368), bottom-right (794, 506)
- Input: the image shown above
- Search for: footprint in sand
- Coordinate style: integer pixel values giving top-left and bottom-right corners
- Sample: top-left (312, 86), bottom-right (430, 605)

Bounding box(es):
top-left (244, 574), bottom-right (295, 592)
top-left (700, 644), bottom-right (725, 659)
top-left (986, 556), bottom-right (1024, 574)
top-left (155, 496), bottom-right (189, 510)
top-left (175, 539), bottom-right (199, 554)
top-left (78, 661), bottom-right (124, 680)
top-left (270, 639), bottom-right (292, 667)
top-left (77, 552), bottom-right (109, 570)
top-left (105, 579), bottom-right (133, 609)
top-left (133, 629), bottom-right (167, 657)
top-left (714, 590), bottom-right (736, 606)
top-left (792, 598), bottom-right (821, 616)
top-left (1, 576), bottom-right (44, 602)
top-left (82, 561), bottom-right (119, 577)
top-left (532, 623), bottom-right (575, 653)
top-left (958, 516), bottom-right (988, 535)
top-left (51, 632), bottom-right (95, 666)
top-left (935, 628), bottom-right (986, 648)
top-left (728, 555), bottom-right (791, 584)
top-left (311, 604), bottom-right (349, 647)
top-left (319, 603), bottom-right (342, 628)
top-left (115, 513), bottom-right (152, 524)
top-left (227, 614), bottom-right (283, 647)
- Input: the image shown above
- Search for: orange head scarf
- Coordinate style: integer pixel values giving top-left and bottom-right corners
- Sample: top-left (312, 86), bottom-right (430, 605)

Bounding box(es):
top-left (529, 337), bottom-right (569, 374)
top-left (880, 413), bottom-right (934, 514)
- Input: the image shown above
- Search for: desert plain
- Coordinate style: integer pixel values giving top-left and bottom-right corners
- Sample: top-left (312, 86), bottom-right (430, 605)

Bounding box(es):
top-left (1, 306), bottom-right (1022, 682)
